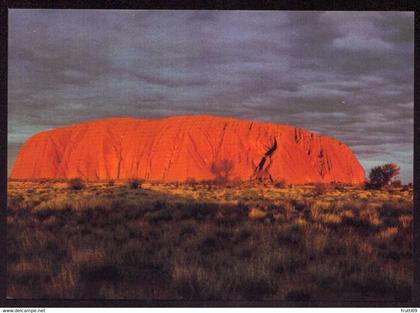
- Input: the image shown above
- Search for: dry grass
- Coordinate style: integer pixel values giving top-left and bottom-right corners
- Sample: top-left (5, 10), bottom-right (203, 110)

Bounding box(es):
top-left (7, 180), bottom-right (413, 300)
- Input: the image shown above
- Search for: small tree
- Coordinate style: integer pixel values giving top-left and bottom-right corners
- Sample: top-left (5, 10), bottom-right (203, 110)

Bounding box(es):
top-left (68, 178), bottom-right (85, 190)
top-left (210, 159), bottom-right (234, 183)
top-left (273, 180), bottom-right (286, 189)
top-left (128, 178), bottom-right (142, 189)
top-left (366, 163), bottom-right (400, 189)
top-left (313, 183), bottom-right (328, 196)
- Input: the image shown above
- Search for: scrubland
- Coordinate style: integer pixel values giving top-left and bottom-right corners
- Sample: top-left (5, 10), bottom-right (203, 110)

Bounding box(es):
top-left (7, 179), bottom-right (413, 301)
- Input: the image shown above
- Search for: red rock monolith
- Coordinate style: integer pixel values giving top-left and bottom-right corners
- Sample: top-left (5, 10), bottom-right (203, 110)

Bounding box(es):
top-left (10, 115), bottom-right (365, 184)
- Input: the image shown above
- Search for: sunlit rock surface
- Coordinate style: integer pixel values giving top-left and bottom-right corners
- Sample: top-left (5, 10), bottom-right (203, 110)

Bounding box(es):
top-left (10, 115), bottom-right (365, 184)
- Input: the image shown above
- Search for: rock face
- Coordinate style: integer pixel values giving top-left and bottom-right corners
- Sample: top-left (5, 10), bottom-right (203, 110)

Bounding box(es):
top-left (10, 115), bottom-right (365, 184)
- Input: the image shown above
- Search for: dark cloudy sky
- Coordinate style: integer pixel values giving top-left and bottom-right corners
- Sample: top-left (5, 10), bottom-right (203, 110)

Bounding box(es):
top-left (8, 10), bottom-right (414, 182)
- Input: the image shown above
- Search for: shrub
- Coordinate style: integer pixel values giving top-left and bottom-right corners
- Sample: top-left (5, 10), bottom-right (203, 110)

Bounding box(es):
top-left (147, 210), bottom-right (173, 224)
top-left (390, 180), bottom-right (402, 188)
top-left (179, 202), bottom-right (217, 220)
top-left (238, 228), bottom-right (253, 241)
top-left (107, 179), bottom-right (115, 186)
top-left (128, 179), bottom-right (142, 189)
top-left (341, 216), bottom-right (376, 233)
top-left (79, 263), bottom-right (121, 282)
top-left (313, 183), bottom-right (328, 196)
top-left (365, 163), bottom-right (400, 189)
top-left (401, 184), bottom-right (412, 192)
top-left (228, 177), bottom-right (242, 188)
top-left (179, 225), bottom-right (197, 238)
top-left (185, 178), bottom-right (197, 186)
top-left (68, 178), bottom-right (85, 190)
top-left (197, 236), bottom-right (223, 254)
top-left (273, 180), bottom-right (286, 188)
top-left (332, 182), bottom-right (347, 191)
top-left (277, 225), bottom-right (304, 247)
top-left (7, 194), bottom-right (24, 210)
top-left (239, 277), bottom-right (278, 299)
top-left (34, 208), bottom-right (55, 221)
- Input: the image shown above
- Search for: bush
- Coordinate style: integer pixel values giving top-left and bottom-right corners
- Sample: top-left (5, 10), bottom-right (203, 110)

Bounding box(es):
top-left (402, 184), bottom-right (412, 192)
top-left (366, 163), bottom-right (400, 189)
top-left (390, 180), bottom-right (402, 188)
top-left (330, 182), bottom-right (346, 191)
top-left (185, 178), bottom-right (197, 186)
top-left (79, 263), bottom-right (121, 282)
top-left (313, 183), bottom-right (328, 196)
top-left (68, 178), bottom-right (85, 190)
top-left (128, 179), bottom-right (142, 189)
top-left (107, 179), bottom-right (115, 186)
top-left (239, 277), bottom-right (278, 299)
top-left (273, 180), bottom-right (286, 188)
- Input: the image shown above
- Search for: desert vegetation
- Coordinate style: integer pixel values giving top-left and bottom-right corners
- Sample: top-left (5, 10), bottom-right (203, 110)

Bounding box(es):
top-left (7, 179), bottom-right (413, 301)
top-left (365, 163), bottom-right (401, 190)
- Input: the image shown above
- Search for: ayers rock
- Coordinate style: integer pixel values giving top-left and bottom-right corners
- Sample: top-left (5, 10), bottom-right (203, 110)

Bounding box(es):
top-left (10, 115), bottom-right (365, 184)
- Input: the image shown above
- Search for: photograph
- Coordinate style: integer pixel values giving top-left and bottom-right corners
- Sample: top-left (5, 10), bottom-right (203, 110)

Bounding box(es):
top-left (6, 9), bottom-right (414, 302)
